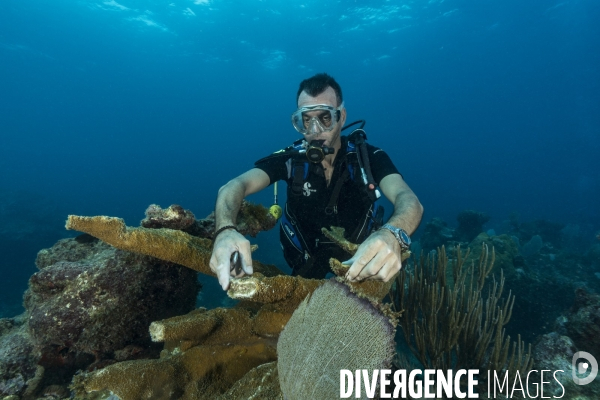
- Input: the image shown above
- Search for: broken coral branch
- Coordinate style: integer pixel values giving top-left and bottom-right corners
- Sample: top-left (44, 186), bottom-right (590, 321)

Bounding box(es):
top-left (65, 215), bottom-right (281, 277)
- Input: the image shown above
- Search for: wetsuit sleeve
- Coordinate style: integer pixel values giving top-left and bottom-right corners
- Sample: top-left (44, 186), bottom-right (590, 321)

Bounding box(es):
top-left (367, 144), bottom-right (401, 184)
top-left (254, 154), bottom-right (289, 184)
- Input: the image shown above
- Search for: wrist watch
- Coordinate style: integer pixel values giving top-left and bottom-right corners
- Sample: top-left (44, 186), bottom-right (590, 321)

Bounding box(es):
top-left (380, 224), bottom-right (411, 250)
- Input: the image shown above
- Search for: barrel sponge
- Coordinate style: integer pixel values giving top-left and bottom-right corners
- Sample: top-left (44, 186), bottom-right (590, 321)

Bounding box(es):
top-left (277, 279), bottom-right (396, 400)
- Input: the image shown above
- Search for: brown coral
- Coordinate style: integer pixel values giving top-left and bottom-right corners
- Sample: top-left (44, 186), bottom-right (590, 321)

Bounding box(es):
top-left (321, 226), bottom-right (359, 254)
top-left (195, 200), bottom-right (278, 238)
top-left (65, 214), bottom-right (397, 305)
top-left (219, 361), bottom-right (282, 400)
top-left (72, 302), bottom-right (282, 399)
top-left (65, 208), bottom-right (402, 399)
top-left (66, 215), bottom-right (215, 275)
top-left (65, 215), bottom-right (279, 278)
top-left (73, 338), bottom-right (277, 400)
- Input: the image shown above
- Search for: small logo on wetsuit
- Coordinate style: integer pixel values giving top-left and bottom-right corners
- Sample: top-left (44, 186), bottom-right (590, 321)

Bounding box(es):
top-left (303, 182), bottom-right (317, 197)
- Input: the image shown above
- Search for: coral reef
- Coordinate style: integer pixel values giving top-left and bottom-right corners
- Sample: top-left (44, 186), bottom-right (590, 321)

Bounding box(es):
top-left (26, 236), bottom-right (198, 356)
top-left (277, 280), bottom-right (396, 400)
top-left (455, 209), bottom-right (490, 242)
top-left (532, 332), bottom-right (580, 398)
top-left (141, 204), bottom-right (196, 231)
top-left (0, 316), bottom-right (37, 397)
top-left (62, 204), bottom-right (407, 399)
top-left (529, 286), bottom-right (600, 399)
top-left (70, 273), bottom-right (400, 398)
top-left (418, 217), bottom-right (454, 252)
top-left (66, 213), bottom-right (395, 306)
top-left (438, 229), bottom-right (588, 343)
top-left (419, 210), bottom-right (494, 253)
top-left (508, 218), bottom-right (565, 249)
top-left (58, 204), bottom-right (600, 399)
top-left (71, 300), bottom-right (286, 399)
top-left (533, 323), bottom-right (600, 399)
top-left (227, 274), bottom-right (323, 304)
top-left (521, 234), bottom-right (544, 258)
top-left (563, 288), bottom-right (600, 356)
top-left (234, 201), bottom-right (279, 237)
top-left (466, 232), bottom-right (519, 278)
top-left (35, 233), bottom-right (106, 269)
top-left (12, 235), bottom-right (199, 397)
top-left (391, 244), bottom-right (533, 395)
top-left (532, 287), bottom-right (600, 399)
top-left (329, 258), bottom-right (404, 301)
top-left (227, 264), bottom-right (401, 306)
top-left (72, 338), bottom-right (278, 400)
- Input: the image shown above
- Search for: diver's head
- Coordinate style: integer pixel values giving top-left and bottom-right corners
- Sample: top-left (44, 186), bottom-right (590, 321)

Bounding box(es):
top-left (291, 74), bottom-right (346, 148)
top-left (296, 73), bottom-right (343, 106)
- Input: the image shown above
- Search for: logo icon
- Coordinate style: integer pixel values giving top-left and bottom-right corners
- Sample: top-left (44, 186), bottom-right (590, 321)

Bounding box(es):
top-left (572, 351), bottom-right (598, 385)
top-left (303, 182), bottom-right (316, 197)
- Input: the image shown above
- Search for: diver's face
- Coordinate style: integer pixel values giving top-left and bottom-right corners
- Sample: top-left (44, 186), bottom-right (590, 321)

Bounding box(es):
top-left (297, 87), bottom-right (346, 148)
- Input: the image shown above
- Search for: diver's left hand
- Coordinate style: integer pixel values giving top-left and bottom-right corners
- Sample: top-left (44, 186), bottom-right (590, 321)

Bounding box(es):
top-left (343, 229), bottom-right (402, 282)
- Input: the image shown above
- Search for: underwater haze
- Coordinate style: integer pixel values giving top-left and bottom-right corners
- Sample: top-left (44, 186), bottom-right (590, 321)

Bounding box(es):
top-left (1, 0), bottom-right (599, 315)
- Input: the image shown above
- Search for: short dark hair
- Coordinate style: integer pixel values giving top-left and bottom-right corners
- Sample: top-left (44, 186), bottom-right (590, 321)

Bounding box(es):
top-left (296, 73), bottom-right (343, 106)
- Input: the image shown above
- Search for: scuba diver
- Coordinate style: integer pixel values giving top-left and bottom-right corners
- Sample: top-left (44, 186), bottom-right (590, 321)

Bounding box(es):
top-left (210, 73), bottom-right (423, 290)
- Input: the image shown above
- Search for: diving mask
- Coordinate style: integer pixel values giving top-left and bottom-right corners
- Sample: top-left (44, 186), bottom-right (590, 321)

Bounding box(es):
top-left (291, 103), bottom-right (344, 135)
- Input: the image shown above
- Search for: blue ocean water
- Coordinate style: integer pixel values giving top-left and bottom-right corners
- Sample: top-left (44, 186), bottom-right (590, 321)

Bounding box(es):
top-left (1, 0), bottom-right (598, 316)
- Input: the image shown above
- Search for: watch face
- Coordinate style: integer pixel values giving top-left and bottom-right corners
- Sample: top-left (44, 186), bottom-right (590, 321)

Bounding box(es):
top-left (399, 230), bottom-right (411, 246)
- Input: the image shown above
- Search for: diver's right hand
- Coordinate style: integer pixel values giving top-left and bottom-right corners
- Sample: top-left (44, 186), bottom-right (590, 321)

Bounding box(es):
top-left (209, 228), bottom-right (254, 291)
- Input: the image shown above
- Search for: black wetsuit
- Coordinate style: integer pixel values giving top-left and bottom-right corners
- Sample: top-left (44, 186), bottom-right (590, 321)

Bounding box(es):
top-left (255, 135), bottom-right (400, 279)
